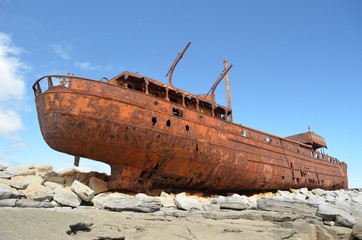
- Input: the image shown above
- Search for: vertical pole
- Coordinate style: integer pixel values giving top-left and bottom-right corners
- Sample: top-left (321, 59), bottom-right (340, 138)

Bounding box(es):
top-left (224, 58), bottom-right (232, 121)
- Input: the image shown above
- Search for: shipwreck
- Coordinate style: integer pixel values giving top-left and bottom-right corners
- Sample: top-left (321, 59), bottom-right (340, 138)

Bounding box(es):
top-left (33, 42), bottom-right (348, 193)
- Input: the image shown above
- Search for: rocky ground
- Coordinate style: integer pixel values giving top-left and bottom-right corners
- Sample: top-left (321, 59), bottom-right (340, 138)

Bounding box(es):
top-left (0, 163), bottom-right (362, 240)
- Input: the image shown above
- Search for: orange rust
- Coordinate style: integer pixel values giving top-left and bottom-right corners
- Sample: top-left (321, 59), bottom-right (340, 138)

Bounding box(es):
top-left (32, 72), bottom-right (348, 194)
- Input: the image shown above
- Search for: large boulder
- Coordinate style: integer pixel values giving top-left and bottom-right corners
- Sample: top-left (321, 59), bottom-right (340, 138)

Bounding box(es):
top-left (71, 180), bottom-right (95, 202)
top-left (0, 171), bottom-right (15, 179)
top-left (353, 219), bottom-right (362, 240)
top-left (6, 166), bottom-right (36, 176)
top-left (316, 202), bottom-right (356, 228)
top-left (16, 199), bottom-right (54, 208)
top-left (0, 183), bottom-right (12, 199)
top-left (88, 176), bottom-right (108, 194)
top-left (43, 171), bottom-right (65, 184)
top-left (53, 187), bottom-right (82, 207)
top-left (0, 199), bottom-right (17, 207)
top-left (174, 193), bottom-right (203, 211)
top-left (211, 194), bottom-right (248, 210)
top-left (101, 193), bottom-right (161, 213)
top-left (9, 175), bottom-right (44, 189)
top-left (23, 183), bottom-right (53, 201)
top-left (257, 197), bottom-right (318, 215)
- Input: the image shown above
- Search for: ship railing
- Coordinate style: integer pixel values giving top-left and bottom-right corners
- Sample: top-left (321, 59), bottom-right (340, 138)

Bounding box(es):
top-left (32, 75), bottom-right (101, 97)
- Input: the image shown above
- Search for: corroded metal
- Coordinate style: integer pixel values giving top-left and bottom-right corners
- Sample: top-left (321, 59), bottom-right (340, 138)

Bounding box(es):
top-left (33, 71), bottom-right (348, 193)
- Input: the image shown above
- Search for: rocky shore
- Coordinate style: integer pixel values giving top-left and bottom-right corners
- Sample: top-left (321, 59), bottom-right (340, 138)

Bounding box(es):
top-left (0, 163), bottom-right (361, 240)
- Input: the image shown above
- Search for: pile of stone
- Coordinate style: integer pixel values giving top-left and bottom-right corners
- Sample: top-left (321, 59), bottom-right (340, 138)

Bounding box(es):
top-left (1, 163), bottom-right (362, 239)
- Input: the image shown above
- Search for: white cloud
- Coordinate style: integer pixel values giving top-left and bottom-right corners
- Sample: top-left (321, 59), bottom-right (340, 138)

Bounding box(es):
top-left (7, 142), bottom-right (28, 148)
top-left (0, 32), bottom-right (26, 101)
top-left (51, 43), bottom-right (71, 59)
top-left (0, 108), bottom-right (23, 139)
top-left (0, 32), bottom-right (26, 139)
top-left (75, 61), bottom-right (113, 71)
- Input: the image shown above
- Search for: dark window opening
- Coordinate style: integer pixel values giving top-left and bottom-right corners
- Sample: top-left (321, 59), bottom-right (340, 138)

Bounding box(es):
top-left (214, 106), bottom-right (226, 119)
top-left (199, 100), bottom-right (212, 115)
top-left (282, 176), bottom-right (285, 180)
top-left (169, 89), bottom-right (183, 105)
top-left (148, 82), bottom-right (166, 99)
top-left (185, 125), bottom-right (190, 131)
top-left (195, 143), bottom-right (199, 152)
top-left (166, 120), bottom-right (171, 127)
top-left (185, 95), bottom-right (197, 110)
top-left (152, 117), bottom-right (157, 126)
top-left (117, 76), bottom-right (146, 93)
top-left (172, 108), bottom-right (183, 117)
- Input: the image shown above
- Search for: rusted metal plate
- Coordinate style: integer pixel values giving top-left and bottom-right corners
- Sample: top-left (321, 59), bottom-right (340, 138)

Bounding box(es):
top-left (33, 73), bottom-right (348, 194)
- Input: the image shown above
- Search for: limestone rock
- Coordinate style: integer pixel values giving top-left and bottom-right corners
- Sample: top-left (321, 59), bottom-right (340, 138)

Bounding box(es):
top-left (88, 176), bottom-right (108, 194)
top-left (0, 164), bottom-right (7, 171)
top-left (9, 175), bottom-right (44, 189)
top-left (43, 181), bottom-right (64, 190)
top-left (43, 171), bottom-right (65, 184)
top-left (0, 183), bottom-right (12, 199)
top-left (16, 199), bottom-right (54, 208)
top-left (6, 167), bottom-right (36, 176)
top-left (257, 197), bottom-right (318, 215)
top-left (71, 180), bottom-right (95, 202)
top-left (174, 194), bottom-right (203, 211)
top-left (316, 202), bottom-right (356, 228)
top-left (102, 194), bottom-right (161, 213)
top-left (53, 187), bottom-right (82, 207)
top-left (23, 183), bottom-right (53, 201)
top-left (312, 188), bottom-right (327, 196)
top-left (0, 171), bottom-right (15, 179)
top-left (0, 199), bottom-right (17, 207)
top-left (211, 194), bottom-right (248, 210)
top-left (0, 178), bottom-right (10, 185)
top-left (353, 219), bottom-right (362, 240)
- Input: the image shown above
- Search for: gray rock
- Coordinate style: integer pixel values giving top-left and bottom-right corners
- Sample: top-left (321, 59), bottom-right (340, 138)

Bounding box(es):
top-left (211, 194), bottom-right (248, 210)
top-left (6, 167), bottom-right (36, 176)
top-left (0, 171), bottom-right (15, 179)
top-left (16, 199), bottom-right (54, 208)
top-left (88, 176), bottom-right (108, 194)
top-left (353, 219), bottom-right (362, 240)
top-left (316, 202), bottom-right (356, 228)
top-left (0, 164), bottom-right (7, 171)
top-left (103, 195), bottom-right (161, 213)
top-left (174, 194), bottom-right (203, 211)
top-left (71, 180), bottom-right (95, 202)
top-left (0, 199), bottom-right (17, 207)
top-left (202, 203), bottom-right (220, 212)
top-left (257, 197), bottom-right (318, 215)
top-left (299, 187), bottom-right (309, 195)
top-left (312, 188), bottom-right (327, 196)
top-left (53, 187), bottom-right (82, 207)
top-left (43, 171), bottom-right (65, 184)
top-left (23, 183), bottom-right (53, 201)
top-left (25, 163), bottom-right (35, 169)
top-left (0, 183), bottom-right (12, 199)
top-left (9, 175), bottom-right (44, 189)
top-left (0, 178), bottom-right (10, 185)
top-left (43, 181), bottom-right (64, 190)
top-left (10, 187), bottom-right (22, 198)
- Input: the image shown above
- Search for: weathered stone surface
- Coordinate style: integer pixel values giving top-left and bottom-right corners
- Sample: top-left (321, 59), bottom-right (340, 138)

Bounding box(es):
top-left (71, 180), bottom-right (95, 202)
top-left (16, 199), bottom-right (54, 208)
top-left (10, 175), bottom-right (44, 189)
top-left (43, 171), bottom-right (65, 184)
top-left (23, 183), bottom-right (53, 201)
top-left (0, 164), bottom-right (7, 171)
top-left (174, 193), bottom-right (203, 211)
top-left (257, 197), bottom-right (318, 215)
top-left (316, 202), bottom-right (356, 228)
top-left (0, 183), bottom-right (12, 199)
top-left (211, 194), bottom-right (248, 210)
top-left (0, 198), bottom-right (17, 207)
top-left (53, 187), bottom-right (82, 207)
top-left (0, 171), bottom-right (15, 179)
top-left (6, 167), bottom-right (36, 176)
top-left (312, 188), bottom-right (327, 196)
top-left (88, 176), bottom-right (108, 194)
top-left (202, 203), bottom-right (220, 212)
top-left (10, 187), bottom-right (22, 198)
top-left (103, 195), bottom-right (161, 213)
top-left (0, 178), bottom-right (10, 185)
top-left (43, 181), bottom-right (64, 190)
top-left (353, 219), bottom-right (362, 240)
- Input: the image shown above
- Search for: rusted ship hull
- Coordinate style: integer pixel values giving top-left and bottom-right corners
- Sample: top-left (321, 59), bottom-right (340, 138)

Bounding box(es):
top-left (33, 74), bottom-right (348, 193)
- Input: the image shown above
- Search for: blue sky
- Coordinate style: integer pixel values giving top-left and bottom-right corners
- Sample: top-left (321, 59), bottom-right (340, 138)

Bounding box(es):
top-left (0, 1), bottom-right (361, 188)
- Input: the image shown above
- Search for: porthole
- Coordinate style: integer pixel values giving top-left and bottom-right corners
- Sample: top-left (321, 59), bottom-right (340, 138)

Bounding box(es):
top-left (166, 120), bottom-right (171, 127)
top-left (152, 117), bottom-right (157, 126)
top-left (185, 125), bottom-right (190, 131)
